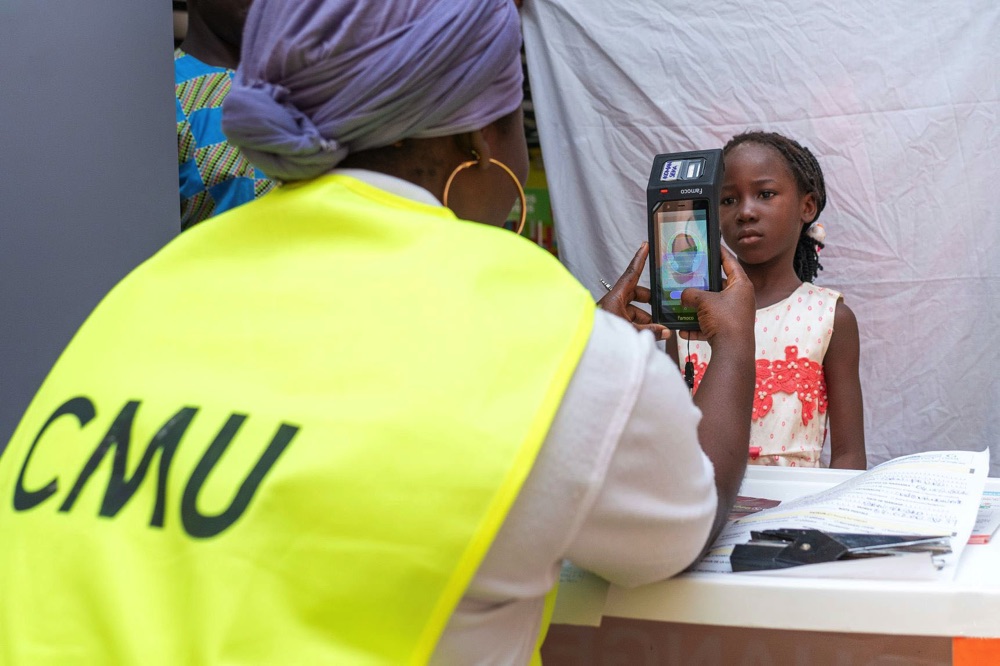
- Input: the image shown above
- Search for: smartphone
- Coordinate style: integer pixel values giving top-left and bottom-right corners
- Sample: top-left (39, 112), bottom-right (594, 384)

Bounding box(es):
top-left (646, 150), bottom-right (723, 330)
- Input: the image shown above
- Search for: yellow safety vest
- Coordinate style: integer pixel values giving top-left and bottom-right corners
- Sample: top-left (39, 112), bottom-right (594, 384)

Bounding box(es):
top-left (0, 175), bottom-right (595, 665)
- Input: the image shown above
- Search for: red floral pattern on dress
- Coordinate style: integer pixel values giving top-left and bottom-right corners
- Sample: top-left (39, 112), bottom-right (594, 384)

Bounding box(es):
top-left (754, 345), bottom-right (827, 425)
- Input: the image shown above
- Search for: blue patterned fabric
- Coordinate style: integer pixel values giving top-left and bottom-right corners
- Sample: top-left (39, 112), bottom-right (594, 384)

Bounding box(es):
top-left (175, 49), bottom-right (274, 230)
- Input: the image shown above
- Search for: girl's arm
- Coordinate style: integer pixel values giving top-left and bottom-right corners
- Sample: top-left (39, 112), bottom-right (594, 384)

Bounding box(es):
top-left (824, 299), bottom-right (867, 469)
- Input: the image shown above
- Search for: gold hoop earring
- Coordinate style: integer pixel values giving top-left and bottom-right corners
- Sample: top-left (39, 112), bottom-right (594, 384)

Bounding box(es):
top-left (442, 156), bottom-right (527, 236)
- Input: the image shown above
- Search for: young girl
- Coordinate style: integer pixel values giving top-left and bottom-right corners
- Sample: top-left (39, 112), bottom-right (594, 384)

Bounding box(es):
top-left (670, 131), bottom-right (866, 469)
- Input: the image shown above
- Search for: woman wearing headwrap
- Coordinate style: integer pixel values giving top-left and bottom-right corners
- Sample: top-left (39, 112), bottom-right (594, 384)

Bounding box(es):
top-left (0, 1), bottom-right (755, 664)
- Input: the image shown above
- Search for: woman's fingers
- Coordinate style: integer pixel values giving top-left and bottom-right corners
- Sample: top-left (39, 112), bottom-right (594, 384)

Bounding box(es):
top-left (609, 242), bottom-right (649, 295)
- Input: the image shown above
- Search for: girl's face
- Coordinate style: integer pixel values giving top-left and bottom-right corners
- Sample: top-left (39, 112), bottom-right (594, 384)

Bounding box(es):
top-left (720, 142), bottom-right (817, 269)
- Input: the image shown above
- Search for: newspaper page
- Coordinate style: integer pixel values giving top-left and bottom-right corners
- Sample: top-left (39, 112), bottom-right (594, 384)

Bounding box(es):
top-left (969, 489), bottom-right (1000, 544)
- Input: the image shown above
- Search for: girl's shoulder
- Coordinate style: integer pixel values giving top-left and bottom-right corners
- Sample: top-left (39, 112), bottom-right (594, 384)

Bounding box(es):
top-left (800, 282), bottom-right (843, 304)
top-left (757, 282), bottom-right (842, 314)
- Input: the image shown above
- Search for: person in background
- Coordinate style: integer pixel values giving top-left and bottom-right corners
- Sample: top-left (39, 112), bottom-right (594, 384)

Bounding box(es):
top-left (175, 0), bottom-right (274, 230)
top-left (0, 1), bottom-right (755, 664)
top-left (672, 131), bottom-right (866, 470)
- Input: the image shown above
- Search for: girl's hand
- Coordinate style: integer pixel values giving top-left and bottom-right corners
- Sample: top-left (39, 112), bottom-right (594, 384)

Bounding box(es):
top-left (597, 242), bottom-right (671, 341)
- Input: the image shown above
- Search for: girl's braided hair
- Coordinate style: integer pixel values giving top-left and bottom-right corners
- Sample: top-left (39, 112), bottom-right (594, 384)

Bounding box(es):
top-left (723, 131), bottom-right (827, 282)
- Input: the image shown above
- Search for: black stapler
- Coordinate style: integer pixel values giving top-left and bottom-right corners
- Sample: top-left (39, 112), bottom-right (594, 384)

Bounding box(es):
top-left (730, 528), bottom-right (952, 572)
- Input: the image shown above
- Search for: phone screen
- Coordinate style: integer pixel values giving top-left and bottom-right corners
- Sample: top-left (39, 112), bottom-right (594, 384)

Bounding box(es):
top-left (653, 199), bottom-right (710, 321)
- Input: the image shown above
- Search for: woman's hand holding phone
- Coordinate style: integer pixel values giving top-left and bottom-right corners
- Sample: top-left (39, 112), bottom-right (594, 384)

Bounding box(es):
top-left (597, 242), bottom-right (671, 341)
top-left (678, 247), bottom-right (755, 347)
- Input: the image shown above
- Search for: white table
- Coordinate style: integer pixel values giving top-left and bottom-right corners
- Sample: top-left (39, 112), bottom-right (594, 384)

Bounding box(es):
top-left (543, 467), bottom-right (1000, 665)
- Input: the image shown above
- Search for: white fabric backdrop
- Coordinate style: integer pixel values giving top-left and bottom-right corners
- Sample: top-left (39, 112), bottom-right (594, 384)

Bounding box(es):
top-left (522, 0), bottom-right (1000, 473)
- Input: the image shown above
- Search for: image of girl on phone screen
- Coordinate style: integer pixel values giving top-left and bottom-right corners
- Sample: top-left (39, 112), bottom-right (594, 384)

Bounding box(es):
top-left (663, 229), bottom-right (709, 289)
top-left (669, 131), bottom-right (866, 469)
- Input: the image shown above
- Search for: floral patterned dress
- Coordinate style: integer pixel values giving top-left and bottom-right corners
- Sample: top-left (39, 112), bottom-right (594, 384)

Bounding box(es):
top-left (680, 283), bottom-right (841, 467)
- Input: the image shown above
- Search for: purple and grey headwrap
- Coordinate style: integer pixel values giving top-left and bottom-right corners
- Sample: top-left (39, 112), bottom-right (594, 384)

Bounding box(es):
top-left (222, 0), bottom-right (524, 182)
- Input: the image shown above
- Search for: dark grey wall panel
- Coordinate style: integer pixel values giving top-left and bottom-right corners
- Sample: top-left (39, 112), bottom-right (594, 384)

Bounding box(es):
top-left (0, 2), bottom-right (177, 448)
